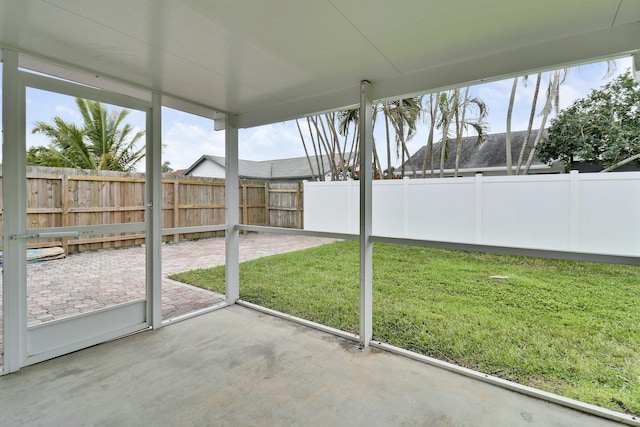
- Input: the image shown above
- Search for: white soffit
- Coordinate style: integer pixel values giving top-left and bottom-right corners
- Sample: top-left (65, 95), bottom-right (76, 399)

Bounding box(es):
top-left (0, 0), bottom-right (639, 128)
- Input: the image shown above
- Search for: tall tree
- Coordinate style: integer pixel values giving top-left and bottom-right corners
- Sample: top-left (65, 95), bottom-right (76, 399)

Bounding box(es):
top-left (436, 88), bottom-right (488, 177)
top-left (514, 73), bottom-right (542, 175)
top-left (453, 88), bottom-right (488, 177)
top-left (295, 119), bottom-right (319, 181)
top-left (422, 92), bottom-right (441, 177)
top-left (383, 97), bottom-right (422, 178)
top-left (504, 69), bottom-right (568, 176)
top-left (29, 98), bottom-right (145, 171)
top-left (522, 70), bottom-right (562, 174)
top-left (538, 71), bottom-right (640, 172)
top-left (505, 78), bottom-right (519, 175)
top-left (437, 91), bottom-right (456, 178)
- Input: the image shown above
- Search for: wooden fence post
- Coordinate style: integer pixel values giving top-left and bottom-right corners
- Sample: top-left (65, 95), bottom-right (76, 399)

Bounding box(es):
top-left (61, 174), bottom-right (70, 254)
top-left (296, 182), bottom-right (302, 229)
top-left (173, 179), bottom-right (180, 243)
top-left (242, 183), bottom-right (248, 233)
top-left (265, 182), bottom-right (270, 226)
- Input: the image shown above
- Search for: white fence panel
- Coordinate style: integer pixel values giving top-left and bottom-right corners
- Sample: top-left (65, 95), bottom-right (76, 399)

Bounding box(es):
top-left (576, 174), bottom-right (640, 256)
top-left (304, 171), bottom-right (640, 257)
top-left (303, 180), bottom-right (355, 234)
top-left (373, 180), bottom-right (405, 238)
top-left (481, 176), bottom-right (572, 251)
top-left (405, 178), bottom-right (476, 242)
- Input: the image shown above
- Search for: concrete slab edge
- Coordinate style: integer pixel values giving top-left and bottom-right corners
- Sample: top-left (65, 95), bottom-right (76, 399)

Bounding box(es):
top-left (162, 301), bottom-right (229, 326)
top-left (237, 300), bottom-right (640, 426)
top-left (237, 300), bottom-right (360, 342)
top-left (370, 341), bottom-right (639, 426)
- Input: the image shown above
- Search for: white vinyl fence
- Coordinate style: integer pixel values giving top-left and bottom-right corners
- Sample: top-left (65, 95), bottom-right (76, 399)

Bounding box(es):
top-left (304, 171), bottom-right (640, 257)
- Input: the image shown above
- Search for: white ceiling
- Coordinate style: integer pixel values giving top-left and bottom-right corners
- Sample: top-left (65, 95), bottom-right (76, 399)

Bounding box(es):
top-left (1, 0), bottom-right (639, 128)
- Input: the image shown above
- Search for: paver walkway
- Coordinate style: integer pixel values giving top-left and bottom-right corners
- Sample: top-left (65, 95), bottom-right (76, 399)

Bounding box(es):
top-left (0, 233), bottom-right (336, 365)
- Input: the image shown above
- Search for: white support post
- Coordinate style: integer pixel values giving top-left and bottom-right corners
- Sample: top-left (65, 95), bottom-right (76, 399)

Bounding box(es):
top-left (146, 92), bottom-right (163, 328)
top-left (359, 80), bottom-right (373, 348)
top-left (225, 115), bottom-right (240, 304)
top-left (2, 49), bottom-right (27, 373)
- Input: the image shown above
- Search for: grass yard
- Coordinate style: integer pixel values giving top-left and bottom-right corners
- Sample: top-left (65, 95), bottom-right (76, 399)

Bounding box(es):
top-left (170, 240), bottom-right (640, 415)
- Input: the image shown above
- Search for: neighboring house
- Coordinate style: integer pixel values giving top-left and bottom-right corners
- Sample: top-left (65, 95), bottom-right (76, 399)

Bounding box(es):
top-left (183, 153), bottom-right (354, 182)
top-left (399, 130), bottom-right (564, 177)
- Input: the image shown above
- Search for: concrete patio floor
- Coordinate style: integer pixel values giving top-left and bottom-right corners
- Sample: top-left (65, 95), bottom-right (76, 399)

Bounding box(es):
top-left (0, 304), bottom-right (626, 427)
top-left (0, 233), bottom-right (336, 366)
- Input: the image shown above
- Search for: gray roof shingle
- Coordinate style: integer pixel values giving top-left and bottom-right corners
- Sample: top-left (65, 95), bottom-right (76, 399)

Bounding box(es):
top-left (185, 153), bottom-right (354, 180)
top-left (403, 130), bottom-right (549, 174)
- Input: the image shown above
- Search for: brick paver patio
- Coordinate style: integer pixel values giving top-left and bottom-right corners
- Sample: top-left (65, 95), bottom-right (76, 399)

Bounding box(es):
top-left (0, 233), bottom-right (336, 366)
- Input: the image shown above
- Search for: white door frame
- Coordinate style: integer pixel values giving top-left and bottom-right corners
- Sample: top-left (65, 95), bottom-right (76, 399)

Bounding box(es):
top-left (1, 49), bottom-right (161, 372)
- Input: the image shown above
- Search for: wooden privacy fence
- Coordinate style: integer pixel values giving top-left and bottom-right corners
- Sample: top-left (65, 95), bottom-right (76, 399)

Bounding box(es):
top-left (0, 166), bottom-right (303, 254)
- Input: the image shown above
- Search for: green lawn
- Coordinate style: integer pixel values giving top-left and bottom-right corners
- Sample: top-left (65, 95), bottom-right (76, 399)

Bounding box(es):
top-left (170, 240), bottom-right (640, 415)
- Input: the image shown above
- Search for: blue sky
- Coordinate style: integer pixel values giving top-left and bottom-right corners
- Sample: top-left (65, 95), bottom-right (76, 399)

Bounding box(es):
top-left (0, 56), bottom-right (633, 171)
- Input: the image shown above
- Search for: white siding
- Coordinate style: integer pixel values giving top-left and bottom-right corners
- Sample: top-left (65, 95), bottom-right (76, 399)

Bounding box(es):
top-left (188, 160), bottom-right (226, 178)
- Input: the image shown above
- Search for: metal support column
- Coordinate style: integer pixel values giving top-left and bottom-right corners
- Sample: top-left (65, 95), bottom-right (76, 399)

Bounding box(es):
top-left (2, 49), bottom-right (27, 373)
top-left (359, 80), bottom-right (373, 348)
top-left (146, 92), bottom-right (163, 328)
top-left (225, 115), bottom-right (240, 303)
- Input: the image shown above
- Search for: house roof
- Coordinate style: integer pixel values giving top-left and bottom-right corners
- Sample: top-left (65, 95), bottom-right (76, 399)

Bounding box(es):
top-left (402, 130), bottom-right (556, 175)
top-left (184, 154), bottom-right (353, 180)
top-left (1, 2), bottom-right (638, 129)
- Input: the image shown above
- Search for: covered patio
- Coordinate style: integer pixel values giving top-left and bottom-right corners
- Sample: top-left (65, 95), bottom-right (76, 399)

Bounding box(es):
top-left (1, 1), bottom-right (640, 425)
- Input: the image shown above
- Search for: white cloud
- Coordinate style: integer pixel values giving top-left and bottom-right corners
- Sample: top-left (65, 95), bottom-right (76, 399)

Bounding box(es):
top-left (240, 122), bottom-right (308, 161)
top-left (54, 104), bottom-right (82, 122)
top-left (163, 121), bottom-right (225, 170)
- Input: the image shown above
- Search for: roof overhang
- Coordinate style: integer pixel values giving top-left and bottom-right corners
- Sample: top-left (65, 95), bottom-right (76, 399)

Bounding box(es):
top-left (1, 1), bottom-right (639, 128)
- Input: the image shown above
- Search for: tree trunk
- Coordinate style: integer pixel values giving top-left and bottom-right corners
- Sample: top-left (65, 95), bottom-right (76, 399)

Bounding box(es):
top-left (317, 115), bottom-right (339, 180)
top-left (424, 92), bottom-right (440, 178)
top-left (600, 152), bottom-right (640, 172)
top-left (384, 105), bottom-right (393, 178)
top-left (296, 119), bottom-right (317, 181)
top-left (515, 73), bottom-right (541, 175)
top-left (306, 117), bottom-right (324, 180)
top-left (524, 71), bottom-right (559, 175)
top-left (439, 92), bottom-right (455, 178)
top-left (439, 126), bottom-right (450, 178)
top-left (454, 88), bottom-right (468, 177)
top-left (505, 78), bottom-right (518, 175)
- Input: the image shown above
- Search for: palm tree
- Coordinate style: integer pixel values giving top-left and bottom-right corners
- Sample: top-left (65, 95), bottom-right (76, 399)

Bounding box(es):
top-left (437, 90), bottom-right (456, 177)
top-left (338, 108), bottom-right (360, 179)
top-left (436, 88), bottom-right (488, 177)
top-left (522, 70), bottom-right (563, 174)
top-left (453, 88), bottom-right (488, 177)
top-left (514, 74), bottom-right (541, 175)
top-left (505, 78), bottom-right (519, 175)
top-left (29, 98), bottom-right (145, 171)
top-left (383, 96), bottom-right (422, 178)
top-left (337, 106), bottom-right (383, 181)
top-left (505, 69), bottom-right (569, 175)
top-left (295, 118), bottom-right (319, 181)
top-left (422, 91), bottom-right (441, 177)
top-left (296, 109), bottom-right (363, 181)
